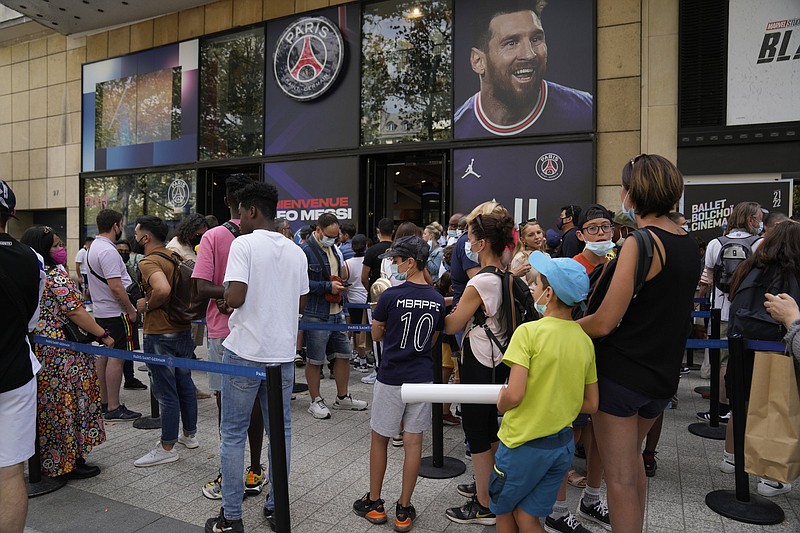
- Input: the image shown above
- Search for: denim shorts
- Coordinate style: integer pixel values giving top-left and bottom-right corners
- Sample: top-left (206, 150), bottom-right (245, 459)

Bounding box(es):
top-left (489, 429), bottom-right (574, 517)
top-left (206, 337), bottom-right (224, 392)
top-left (303, 313), bottom-right (352, 365)
top-left (597, 376), bottom-right (670, 419)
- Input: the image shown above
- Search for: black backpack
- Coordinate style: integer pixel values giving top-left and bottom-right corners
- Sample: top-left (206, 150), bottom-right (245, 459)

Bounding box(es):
top-left (729, 266), bottom-right (800, 342)
top-left (473, 266), bottom-right (538, 354)
top-left (712, 234), bottom-right (762, 295)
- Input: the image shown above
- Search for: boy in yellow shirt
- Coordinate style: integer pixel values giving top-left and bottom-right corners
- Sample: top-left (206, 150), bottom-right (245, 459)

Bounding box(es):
top-left (491, 251), bottom-right (599, 533)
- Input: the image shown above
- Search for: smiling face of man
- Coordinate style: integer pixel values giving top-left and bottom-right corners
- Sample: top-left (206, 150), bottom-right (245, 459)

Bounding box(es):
top-left (478, 10), bottom-right (547, 115)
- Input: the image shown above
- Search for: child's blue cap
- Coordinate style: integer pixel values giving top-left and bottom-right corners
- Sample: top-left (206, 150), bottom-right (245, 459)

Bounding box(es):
top-left (528, 251), bottom-right (590, 307)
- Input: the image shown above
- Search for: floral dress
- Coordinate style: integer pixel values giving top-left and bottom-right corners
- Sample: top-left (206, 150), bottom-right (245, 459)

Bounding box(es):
top-left (33, 265), bottom-right (105, 477)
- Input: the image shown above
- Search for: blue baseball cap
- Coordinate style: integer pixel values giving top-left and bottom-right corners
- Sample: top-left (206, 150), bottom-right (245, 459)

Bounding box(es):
top-left (528, 250), bottom-right (589, 307)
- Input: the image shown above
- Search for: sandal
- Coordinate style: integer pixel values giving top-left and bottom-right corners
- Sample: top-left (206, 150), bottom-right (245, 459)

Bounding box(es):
top-left (567, 468), bottom-right (587, 488)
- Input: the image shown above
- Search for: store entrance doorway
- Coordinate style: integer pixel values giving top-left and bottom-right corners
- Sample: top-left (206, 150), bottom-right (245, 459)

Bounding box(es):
top-left (365, 151), bottom-right (449, 234)
top-left (197, 165), bottom-right (260, 222)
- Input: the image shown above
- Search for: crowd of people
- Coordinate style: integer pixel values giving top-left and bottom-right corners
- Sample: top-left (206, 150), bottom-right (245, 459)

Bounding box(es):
top-left (1, 150), bottom-right (799, 533)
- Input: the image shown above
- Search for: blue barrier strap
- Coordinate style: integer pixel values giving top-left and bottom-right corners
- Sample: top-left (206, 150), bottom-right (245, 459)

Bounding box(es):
top-left (33, 335), bottom-right (266, 380)
top-left (299, 323), bottom-right (371, 332)
top-left (686, 339), bottom-right (728, 349)
top-left (344, 303), bottom-right (371, 310)
top-left (745, 339), bottom-right (787, 352)
top-left (691, 311), bottom-right (711, 318)
top-left (694, 297), bottom-right (710, 304)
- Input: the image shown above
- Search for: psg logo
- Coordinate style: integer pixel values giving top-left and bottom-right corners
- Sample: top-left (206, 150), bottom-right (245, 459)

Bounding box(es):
top-left (273, 17), bottom-right (344, 101)
top-left (535, 153), bottom-right (564, 181)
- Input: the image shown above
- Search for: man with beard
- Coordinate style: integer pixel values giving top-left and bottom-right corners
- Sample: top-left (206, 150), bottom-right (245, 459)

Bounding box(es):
top-left (454, 1), bottom-right (592, 138)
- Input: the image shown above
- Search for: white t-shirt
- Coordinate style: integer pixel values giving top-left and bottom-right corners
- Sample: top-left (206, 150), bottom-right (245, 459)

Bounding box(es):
top-left (464, 272), bottom-right (507, 368)
top-left (344, 256), bottom-right (368, 304)
top-left (222, 229), bottom-right (309, 363)
top-left (704, 230), bottom-right (762, 321)
top-left (75, 247), bottom-right (88, 275)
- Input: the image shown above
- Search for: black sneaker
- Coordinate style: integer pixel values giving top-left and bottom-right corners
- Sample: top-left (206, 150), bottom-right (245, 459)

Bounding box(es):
top-left (696, 409), bottom-right (731, 424)
top-left (123, 378), bottom-right (148, 390)
top-left (204, 508), bottom-right (244, 533)
top-left (394, 501), bottom-right (417, 532)
top-left (445, 498), bottom-right (496, 526)
top-left (577, 499), bottom-right (611, 531)
top-left (643, 451), bottom-right (657, 477)
top-left (263, 506), bottom-right (275, 531)
top-left (545, 512), bottom-right (592, 533)
top-left (353, 492), bottom-right (387, 524)
top-left (104, 404), bottom-right (142, 420)
top-left (456, 481), bottom-right (476, 498)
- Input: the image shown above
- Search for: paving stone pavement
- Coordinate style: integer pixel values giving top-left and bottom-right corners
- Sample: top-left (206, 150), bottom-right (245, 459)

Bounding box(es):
top-left (24, 349), bottom-right (800, 533)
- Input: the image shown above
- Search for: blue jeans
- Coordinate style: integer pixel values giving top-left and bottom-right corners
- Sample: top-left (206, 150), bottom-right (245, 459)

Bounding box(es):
top-left (143, 330), bottom-right (197, 445)
top-left (220, 349), bottom-right (293, 520)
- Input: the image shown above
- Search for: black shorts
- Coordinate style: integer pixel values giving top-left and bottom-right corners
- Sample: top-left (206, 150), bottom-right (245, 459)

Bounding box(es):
top-left (459, 338), bottom-right (509, 454)
top-left (597, 376), bottom-right (668, 419)
top-left (96, 314), bottom-right (140, 351)
top-left (349, 307), bottom-right (364, 325)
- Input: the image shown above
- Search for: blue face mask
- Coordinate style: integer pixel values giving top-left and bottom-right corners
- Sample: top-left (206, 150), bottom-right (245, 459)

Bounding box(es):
top-left (464, 241), bottom-right (479, 263)
top-left (320, 235), bottom-right (336, 248)
top-left (756, 221), bottom-right (764, 235)
top-left (534, 291), bottom-right (547, 316)
top-left (428, 239), bottom-right (434, 249)
top-left (447, 229), bottom-right (458, 239)
top-left (390, 262), bottom-right (407, 281)
top-left (622, 191), bottom-right (636, 223)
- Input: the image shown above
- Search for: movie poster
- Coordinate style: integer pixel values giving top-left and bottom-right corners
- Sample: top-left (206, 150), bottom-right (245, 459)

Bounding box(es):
top-left (681, 179), bottom-right (793, 244)
top-left (453, 0), bottom-right (595, 140)
top-left (453, 142), bottom-right (594, 229)
top-left (727, 0), bottom-right (800, 126)
top-left (265, 4), bottom-right (360, 155)
top-left (265, 157), bottom-right (359, 231)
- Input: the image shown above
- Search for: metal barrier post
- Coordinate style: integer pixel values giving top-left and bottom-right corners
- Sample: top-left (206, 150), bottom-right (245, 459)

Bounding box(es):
top-left (705, 335), bottom-right (784, 524)
top-left (419, 336), bottom-right (466, 479)
top-left (688, 308), bottom-right (726, 440)
top-left (267, 364), bottom-right (290, 533)
top-left (133, 375), bottom-right (161, 430)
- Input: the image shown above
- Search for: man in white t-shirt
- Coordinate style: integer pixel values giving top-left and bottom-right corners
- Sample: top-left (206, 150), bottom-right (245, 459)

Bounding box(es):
top-left (74, 237), bottom-right (93, 306)
top-left (699, 202), bottom-right (762, 418)
top-left (205, 182), bottom-right (309, 533)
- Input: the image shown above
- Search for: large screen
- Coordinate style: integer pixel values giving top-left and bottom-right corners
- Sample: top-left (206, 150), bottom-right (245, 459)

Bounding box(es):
top-left (82, 40), bottom-right (199, 172)
top-left (453, 0), bottom-right (594, 140)
top-left (727, 0), bottom-right (800, 126)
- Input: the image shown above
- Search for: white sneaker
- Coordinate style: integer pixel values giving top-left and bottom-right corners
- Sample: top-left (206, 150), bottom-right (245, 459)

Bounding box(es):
top-left (757, 478), bottom-right (792, 497)
top-left (178, 433), bottom-right (199, 449)
top-left (308, 397), bottom-right (331, 419)
top-left (361, 370), bottom-right (377, 384)
top-left (355, 361), bottom-right (371, 373)
top-left (333, 393), bottom-right (368, 411)
top-left (719, 452), bottom-right (735, 474)
top-left (134, 442), bottom-right (178, 467)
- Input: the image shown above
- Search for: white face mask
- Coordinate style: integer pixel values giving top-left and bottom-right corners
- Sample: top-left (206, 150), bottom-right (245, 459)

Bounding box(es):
top-left (584, 240), bottom-right (615, 257)
top-left (464, 240), bottom-right (480, 263)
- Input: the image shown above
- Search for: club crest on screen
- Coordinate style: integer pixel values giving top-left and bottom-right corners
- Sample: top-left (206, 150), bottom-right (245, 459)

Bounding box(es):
top-left (273, 16), bottom-right (344, 102)
top-left (535, 153), bottom-right (564, 181)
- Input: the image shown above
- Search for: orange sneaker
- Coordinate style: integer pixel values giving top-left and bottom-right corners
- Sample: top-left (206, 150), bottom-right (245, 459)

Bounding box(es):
top-left (353, 492), bottom-right (387, 524)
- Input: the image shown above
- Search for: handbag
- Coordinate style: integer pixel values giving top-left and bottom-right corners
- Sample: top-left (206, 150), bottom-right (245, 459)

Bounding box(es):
top-left (744, 350), bottom-right (800, 483)
top-left (62, 320), bottom-right (94, 344)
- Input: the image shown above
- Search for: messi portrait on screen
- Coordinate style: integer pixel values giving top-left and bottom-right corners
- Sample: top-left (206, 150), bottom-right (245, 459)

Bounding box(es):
top-left (453, 0), bottom-right (594, 139)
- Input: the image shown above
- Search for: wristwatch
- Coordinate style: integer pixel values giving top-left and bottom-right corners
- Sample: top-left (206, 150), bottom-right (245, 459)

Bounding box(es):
top-left (96, 328), bottom-right (111, 342)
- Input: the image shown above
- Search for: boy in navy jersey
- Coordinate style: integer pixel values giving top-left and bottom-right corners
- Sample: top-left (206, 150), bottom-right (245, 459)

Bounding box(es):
top-left (353, 236), bottom-right (445, 532)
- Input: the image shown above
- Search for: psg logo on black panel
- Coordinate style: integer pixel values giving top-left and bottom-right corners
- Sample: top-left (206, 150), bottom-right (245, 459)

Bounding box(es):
top-left (273, 17), bottom-right (344, 102)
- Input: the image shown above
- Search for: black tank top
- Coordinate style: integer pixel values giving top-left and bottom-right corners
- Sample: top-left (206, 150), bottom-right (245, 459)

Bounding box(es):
top-left (595, 226), bottom-right (702, 399)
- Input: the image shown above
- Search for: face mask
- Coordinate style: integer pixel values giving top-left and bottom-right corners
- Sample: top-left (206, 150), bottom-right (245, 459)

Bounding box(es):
top-left (464, 241), bottom-right (479, 263)
top-left (681, 225), bottom-right (689, 232)
top-left (622, 192), bottom-right (636, 223)
top-left (585, 240), bottom-right (615, 257)
top-left (51, 247), bottom-right (67, 265)
top-left (447, 229), bottom-right (458, 239)
top-left (318, 233), bottom-right (336, 247)
top-left (556, 217), bottom-right (565, 230)
top-left (115, 227), bottom-right (123, 241)
top-left (131, 238), bottom-right (145, 255)
top-left (428, 239), bottom-right (434, 249)
top-left (190, 235), bottom-right (202, 247)
top-left (756, 221), bottom-right (764, 235)
top-left (534, 291), bottom-right (547, 316)
top-left (119, 252), bottom-right (131, 263)
top-left (390, 262), bottom-right (407, 281)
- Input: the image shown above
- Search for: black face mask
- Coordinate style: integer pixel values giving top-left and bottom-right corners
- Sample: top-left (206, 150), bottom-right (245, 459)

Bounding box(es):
top-left (115, 228), bottom-right (123, 241)
top-left (190, 235), bottom-right (202, 247)
top-left (130, 238), bottom-right (145, 255)
top-left (119, 252), bottom-right (131, 263)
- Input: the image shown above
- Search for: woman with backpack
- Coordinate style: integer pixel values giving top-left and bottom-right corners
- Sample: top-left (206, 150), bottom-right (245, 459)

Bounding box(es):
top-left (578, 154), bottom-right (701, 533)
top-left (719, 219), bottom-right (800, 497)
top-left (444, 208), bottom-right (515, 527)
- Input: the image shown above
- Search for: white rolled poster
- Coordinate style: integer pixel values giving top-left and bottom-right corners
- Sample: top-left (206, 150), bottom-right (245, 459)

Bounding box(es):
top-left (400, 383), bottom-right (504, 405)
